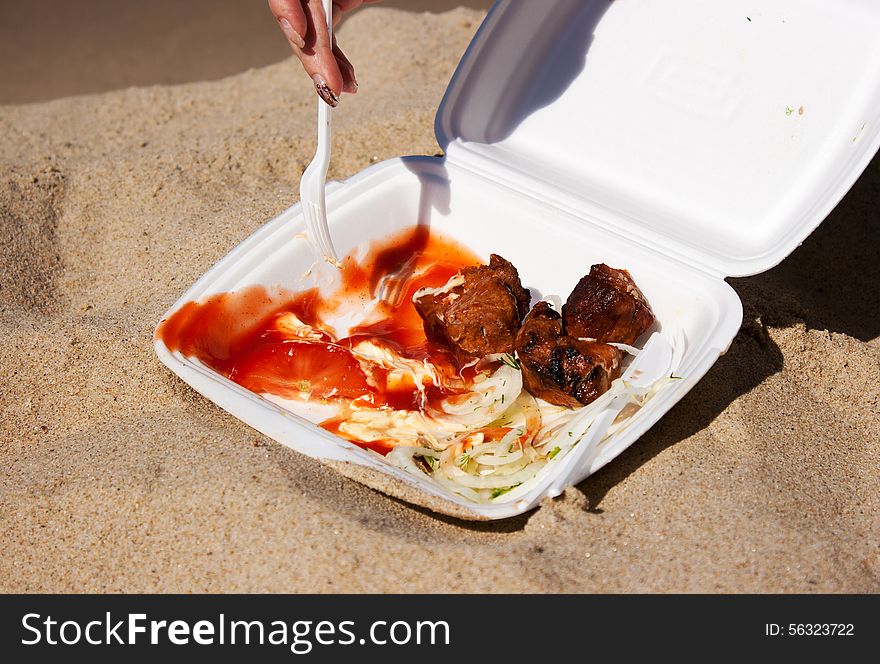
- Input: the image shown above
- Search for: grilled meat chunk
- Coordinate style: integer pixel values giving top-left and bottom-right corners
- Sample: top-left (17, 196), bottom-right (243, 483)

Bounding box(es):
top-left (515, 301), bottom-right (622, 408)
top-left (414, 254), bottom-right (531, 358)
top-left (563, 264), bottom-right (655, 345)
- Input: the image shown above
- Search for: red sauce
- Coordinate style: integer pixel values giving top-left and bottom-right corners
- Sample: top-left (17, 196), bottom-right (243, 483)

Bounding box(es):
top-left (230, 341), bottom-right (373, 401)
top-left (156, 226), bottom-right (482, 453)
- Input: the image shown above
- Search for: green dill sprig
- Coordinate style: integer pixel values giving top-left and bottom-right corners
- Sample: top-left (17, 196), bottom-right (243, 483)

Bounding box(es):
top-left (500, 354), bottom-right (521, 370)
top-left (490, 483), bottom-right (522, 499)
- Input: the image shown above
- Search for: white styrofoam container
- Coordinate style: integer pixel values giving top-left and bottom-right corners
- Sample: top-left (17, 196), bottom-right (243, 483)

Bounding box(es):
top-left (155, 0), bottom-right (880, 519)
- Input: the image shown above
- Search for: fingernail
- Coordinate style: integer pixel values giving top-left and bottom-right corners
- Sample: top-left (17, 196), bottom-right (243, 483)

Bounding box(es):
top-left (340, 63), bottom-right (358, 94)
top-left (278, 17), bottom-right (305, 49)
top-left (312, 75), bottom-right (339, 107)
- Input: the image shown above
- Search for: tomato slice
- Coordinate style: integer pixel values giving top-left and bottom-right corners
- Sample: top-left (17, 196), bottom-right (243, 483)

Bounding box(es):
top-left (230, 341), bottom-right (373, 401)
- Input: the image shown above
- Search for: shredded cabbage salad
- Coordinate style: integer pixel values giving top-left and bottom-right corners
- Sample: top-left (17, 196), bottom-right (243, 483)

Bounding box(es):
top-left (383, 342), bottom-right (681, 505)
top-left (270, 303), bottom-right (681, 505)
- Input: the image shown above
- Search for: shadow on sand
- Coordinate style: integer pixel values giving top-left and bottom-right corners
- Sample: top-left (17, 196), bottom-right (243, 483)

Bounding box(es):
top-left (577, 151), bottom-right (880, 512)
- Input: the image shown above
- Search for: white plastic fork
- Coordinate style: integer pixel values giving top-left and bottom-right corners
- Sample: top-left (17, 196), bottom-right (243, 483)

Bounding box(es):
top-left (300, 0), bottom-right (339, 266)
top-left (546, 332), bottom-right (676, 496)
top-left (375, 256), bottom-right (419, 306)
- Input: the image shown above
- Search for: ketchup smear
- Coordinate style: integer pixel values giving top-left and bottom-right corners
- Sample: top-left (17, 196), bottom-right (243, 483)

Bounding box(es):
top-left (156, 226), bottom-right (481, 454)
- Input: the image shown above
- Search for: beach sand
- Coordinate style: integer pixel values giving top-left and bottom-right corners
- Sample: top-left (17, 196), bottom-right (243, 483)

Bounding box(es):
top-left (0, 0), bottom-right (493, 104)
top-left (1, 7), bottom-right (878, 592)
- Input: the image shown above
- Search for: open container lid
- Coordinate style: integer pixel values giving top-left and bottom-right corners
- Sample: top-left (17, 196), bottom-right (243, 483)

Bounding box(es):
top-left (436, 0), bottom-right (880, 277)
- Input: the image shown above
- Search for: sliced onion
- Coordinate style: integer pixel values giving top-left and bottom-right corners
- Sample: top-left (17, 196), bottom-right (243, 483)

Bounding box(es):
top-left (412, 273), bottom-right (465, 301)
top-left (431, 362), bottom-right (522, 429)
top-left (386, 445), bottom-right (441, 476)
top-left (361, 324), bottom-right (682, 504)
top-left (439, 462), bottom-right (546, 489)
top-left (608, 341), bottom-right (641, 356)
top-left (431, 475), bottom-right (484, 502)
top-left (473, 449), bottom-right (524, 466)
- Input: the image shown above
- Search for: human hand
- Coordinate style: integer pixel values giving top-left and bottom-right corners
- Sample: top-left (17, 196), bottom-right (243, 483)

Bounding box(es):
top-left (268, 0), bottom-right (383, 107)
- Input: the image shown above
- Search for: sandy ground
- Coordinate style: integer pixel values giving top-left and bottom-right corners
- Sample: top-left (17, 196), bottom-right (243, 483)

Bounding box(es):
top-left (1, 7), bottom-right (879, 593)
top-left (0, 0), bottom-right (493, 104)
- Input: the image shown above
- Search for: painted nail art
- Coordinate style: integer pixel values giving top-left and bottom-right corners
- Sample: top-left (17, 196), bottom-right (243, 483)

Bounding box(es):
top-left (278, 17), bottom-right (305, 49)
top-left (312, 75), bottom-right (340, 107)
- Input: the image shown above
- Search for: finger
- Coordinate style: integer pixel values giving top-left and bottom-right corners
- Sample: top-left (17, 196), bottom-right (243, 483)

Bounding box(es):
top-left (331, 2), bottom-right (350, 28)
top-left (332, 0), bottom-right (375, 27)
top-left (333, 38), bottom-right (357, 94)
top-left (268, 0), bottom-right (308, 49)
top-left (333, 0), bottom-right (365, 13)
top-left (300, 0), bottom-right (345, 105)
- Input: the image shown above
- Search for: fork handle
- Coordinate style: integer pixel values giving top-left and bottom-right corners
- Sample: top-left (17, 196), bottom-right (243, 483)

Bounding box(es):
top-left (323, 0), bottom-right (333, 38)
top-left (574, 402), bottom-right (623, 478)
top-left (546, 395), bottom-right (624, 497)
top-left (316, 0), bottom-right (334, 156)
top-left (316, 94), bottom-right (331, 166)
